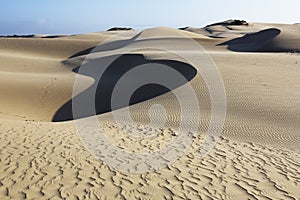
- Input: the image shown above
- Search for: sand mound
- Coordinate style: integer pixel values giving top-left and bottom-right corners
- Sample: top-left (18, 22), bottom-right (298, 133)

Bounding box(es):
top-left (0, 25), bottom-right (300, 199)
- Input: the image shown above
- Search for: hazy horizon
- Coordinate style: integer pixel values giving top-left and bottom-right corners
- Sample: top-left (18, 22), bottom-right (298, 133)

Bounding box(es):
top-left (1, 0), bottom-right (299, 35)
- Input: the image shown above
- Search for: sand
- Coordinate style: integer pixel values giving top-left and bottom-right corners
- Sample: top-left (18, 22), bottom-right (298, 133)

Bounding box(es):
top-left (0, 21), bottom-right (299, 199)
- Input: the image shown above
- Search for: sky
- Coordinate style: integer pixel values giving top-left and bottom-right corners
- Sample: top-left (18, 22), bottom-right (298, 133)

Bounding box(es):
top-left (0, 0), bottom-right (299, 35)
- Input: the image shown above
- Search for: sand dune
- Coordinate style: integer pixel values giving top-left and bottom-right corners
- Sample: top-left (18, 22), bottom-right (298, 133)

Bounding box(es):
top-left (218, 27), bottom-right (300, 52)
top-left (0, 22), bottom-right (299, 199)
top-left (184, 20), bottom-right (300, 52)
top-left (218, 28), bottom-right (282, 51)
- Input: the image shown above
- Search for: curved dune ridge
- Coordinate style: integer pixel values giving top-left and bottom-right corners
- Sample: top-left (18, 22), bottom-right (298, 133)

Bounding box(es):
top-left (0, 23), bottom-right (300, 199)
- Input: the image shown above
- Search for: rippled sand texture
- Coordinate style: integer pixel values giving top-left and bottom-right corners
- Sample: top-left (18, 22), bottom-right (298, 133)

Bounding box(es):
top-left (0, 21), bottom-right (300, 199)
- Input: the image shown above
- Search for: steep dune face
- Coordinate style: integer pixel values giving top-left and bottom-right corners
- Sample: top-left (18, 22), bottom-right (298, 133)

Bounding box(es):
top-left (0, 25), bottom-right (300, 199)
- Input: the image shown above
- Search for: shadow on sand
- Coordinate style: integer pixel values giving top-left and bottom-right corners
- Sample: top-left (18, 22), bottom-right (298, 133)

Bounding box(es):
top-left (52, 54), bottom-right (197, 122)
top-left (218, 28), bottom-right (281, 52)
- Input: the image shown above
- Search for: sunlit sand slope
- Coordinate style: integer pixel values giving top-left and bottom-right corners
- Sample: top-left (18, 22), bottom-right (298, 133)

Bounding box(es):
top-left (0, 24), bottom-right (299, 199)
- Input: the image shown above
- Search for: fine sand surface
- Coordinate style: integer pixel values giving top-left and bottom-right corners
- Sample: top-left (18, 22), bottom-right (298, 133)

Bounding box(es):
top-left (0, 21), bottom-right (300, 199)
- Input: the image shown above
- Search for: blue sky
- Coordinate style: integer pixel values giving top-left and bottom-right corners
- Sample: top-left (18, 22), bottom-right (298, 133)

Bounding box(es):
top-left (0, 0), bottom-right (299, 35)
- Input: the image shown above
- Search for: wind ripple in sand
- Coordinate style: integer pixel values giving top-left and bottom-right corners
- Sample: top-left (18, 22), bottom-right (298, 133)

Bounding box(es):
top-left (0, 120), bottom-right (299, 199)
top-left (0, 24), bottom-right (300, 199)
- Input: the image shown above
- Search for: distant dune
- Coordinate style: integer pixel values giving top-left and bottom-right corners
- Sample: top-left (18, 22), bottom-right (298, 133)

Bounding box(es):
top-left (183, 20), bottom-right (300, 52)
top-left (0, 21), bottom-right (299, 199)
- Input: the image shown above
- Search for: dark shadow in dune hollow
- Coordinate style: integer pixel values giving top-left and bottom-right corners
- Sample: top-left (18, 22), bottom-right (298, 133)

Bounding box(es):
top-left (218, 28), bottom-right (281, 52)
top-left (52, 54), bottom-right (197, 122)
